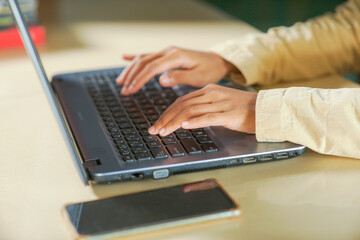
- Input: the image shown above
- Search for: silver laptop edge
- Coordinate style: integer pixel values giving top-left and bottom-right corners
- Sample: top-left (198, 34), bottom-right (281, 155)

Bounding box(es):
top-left (8, 0), bottom-right (89, 185)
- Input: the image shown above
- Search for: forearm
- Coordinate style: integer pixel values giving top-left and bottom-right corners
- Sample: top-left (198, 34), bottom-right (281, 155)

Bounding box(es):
top-left (256, 87), bottom-right (360, 159)
top-left (212, 0), bottom-right (360, 85)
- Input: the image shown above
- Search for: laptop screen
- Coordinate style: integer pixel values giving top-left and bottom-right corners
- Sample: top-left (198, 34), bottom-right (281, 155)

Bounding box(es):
top-left (7, 0), bottom-right (89, 185)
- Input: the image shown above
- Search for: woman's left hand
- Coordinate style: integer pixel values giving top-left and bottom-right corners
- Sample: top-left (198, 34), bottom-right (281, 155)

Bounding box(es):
top-left (148, 84), bottom-right (258, 136)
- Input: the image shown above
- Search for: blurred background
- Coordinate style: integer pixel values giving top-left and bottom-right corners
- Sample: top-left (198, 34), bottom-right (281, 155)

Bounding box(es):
top-left (1, 0), bottom-right (347, 50)
top-left (2, 0), bottom-right (355, 81)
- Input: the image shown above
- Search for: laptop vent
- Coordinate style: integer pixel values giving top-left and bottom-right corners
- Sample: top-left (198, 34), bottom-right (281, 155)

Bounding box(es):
top-left (171, 165), bottom-right (227, 176)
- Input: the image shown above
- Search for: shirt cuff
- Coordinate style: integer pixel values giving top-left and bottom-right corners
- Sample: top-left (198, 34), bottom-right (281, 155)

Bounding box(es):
top-left (210, 33), bottom-right (265, 86)
top-left (255, 89), bottom-right (286, 142)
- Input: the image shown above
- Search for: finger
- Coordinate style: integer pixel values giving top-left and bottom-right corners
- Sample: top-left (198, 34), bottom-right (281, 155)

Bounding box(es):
top-left (157, 102), bottom-right (228, 136)
top-left (157, 84), bottom-right (219, 124)
top-left (124, 53), bottom-right (189, 95)
top-left (154, 94), bottom-right (210, 130)
top-left (117, 53), bottom-right (157, 85)
top-left (159, 69), bottom-right (200, 87)
top-left (121, 53), bottom-right (164, 93)
top-left (122, 54), bottom-right (137, 61)
top-left (181, 112), bottom-right (230, 129)
top-left (116, 61), bottom-right (136, 85)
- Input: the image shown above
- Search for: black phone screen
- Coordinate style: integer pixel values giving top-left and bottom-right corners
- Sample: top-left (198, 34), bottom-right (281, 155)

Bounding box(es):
top-left (65, 179), bottom-right (238, 236)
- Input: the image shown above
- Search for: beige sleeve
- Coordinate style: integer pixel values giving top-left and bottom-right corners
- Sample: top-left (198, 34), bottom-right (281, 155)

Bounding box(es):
top-left (211, 0), bottom-right (360, 86)
top-left (211, 0), bottom-right (360, 158)
top-left (256, 88), bottom-right (360, 159)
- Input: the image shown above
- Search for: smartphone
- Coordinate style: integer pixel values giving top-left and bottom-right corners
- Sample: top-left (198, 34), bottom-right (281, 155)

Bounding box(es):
top-left (63, 179), bottom-right (241, 239)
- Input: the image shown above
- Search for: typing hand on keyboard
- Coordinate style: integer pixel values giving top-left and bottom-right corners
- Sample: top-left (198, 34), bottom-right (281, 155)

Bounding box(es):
top-left (116, 46), bottom-right (237, 95)
top-left (87, 72), bottom-right (221, 162)
top-left (148, 84), bottom-right (257, 136)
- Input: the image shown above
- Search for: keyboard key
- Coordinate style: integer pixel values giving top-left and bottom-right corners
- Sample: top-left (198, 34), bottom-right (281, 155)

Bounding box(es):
top-left (132, 146), bottom-right (147, 153)
top-left (139, 129), bottom-right (150, 136)
top-left (116, 143), bottom-right (128, 149)
top-left (196, 136), bottom-right (213, 144)
top-left (122, 128), bottom-right (137, 135)
top-left (151, 148), bottom-right (168, 159)
top-left (126, 107), bottom-right (139, 113)
top-left (123, 102), bottom-right (137, 108)
top-left (109, 127), bottom-right (120, 133)
top-left (175, 128), bottom-right (187, 133)
top-left (147, 114), bottom-right (159, 121)
top-left (123, 155), bottom-right (135, 163)
top-left (143, 135), bottom-right (158, 142)
top-left (120, 96), bottom-right (132, 102)
top-left (125, 135), bottom-right (141, 141)
top-left (120, 149), bottom-right (131, 156)
top-left (115, 117), bottom-right (128, 123)
top-left (142, 103), bottom-right (154, 109)
top-left (128, 141), bottom-right (143, 148)
top-left (147, 141), bottom-right (162, 148)
top-left (135, 152), bottom-right (152, 161)
top-left (129, 112), bottom-right (143, 119)
top-left (201, 143), bottom-right (218, 153)
top-left (190, 128), bottom-right (204, 132)
top-left (154, 99), bottom-right (167, 105)
top-left (111, 133), bottom-right (122, 138)
top-left (166, 144), bottom-right (185, 157)
top-left (176, 132), bottom-right (191, 139)
top-left (106, 101), bottom-right (118, 107)
top-left (143, 109), bottom-right (157, 115)
top-left (162, 138), bottom-right (177, 145)
top-left (110, 106), bottom-right (122, 112)
top-left (192, 131), bottom-right (207, 138)
top-left (105, 122), bottom-right (116, 128)
top-left (181, 139), bottom-right (202, 155)
top-left (138, 98), bottom-right (151, 105)
top-left (136, 123), bottom-right (150, 129)
top-left (117, 122), bottom-right (132, 129)
top-left (113, 112), bottom-right (126, 118)
top-left (100, 111), bottom-right (111, 117)
top-left (160, 134), bottom-right (174, 139)
top-left (114, 138), bottom-right (125, 145)
top-left (132, 118), bottom-right (147, 124)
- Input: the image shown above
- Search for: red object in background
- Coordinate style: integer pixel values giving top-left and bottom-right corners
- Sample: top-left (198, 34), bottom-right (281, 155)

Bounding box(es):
top-left (0, 25), bottom-right (46, 50)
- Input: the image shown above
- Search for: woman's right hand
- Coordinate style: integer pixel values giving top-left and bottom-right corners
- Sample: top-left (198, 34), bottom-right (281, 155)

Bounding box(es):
top-left (116, 46), bottom-right (237, 95)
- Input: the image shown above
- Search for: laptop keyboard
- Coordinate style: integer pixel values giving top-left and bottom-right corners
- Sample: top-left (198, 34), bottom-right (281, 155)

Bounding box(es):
top-left (83, 70), bottom-right (218, 163)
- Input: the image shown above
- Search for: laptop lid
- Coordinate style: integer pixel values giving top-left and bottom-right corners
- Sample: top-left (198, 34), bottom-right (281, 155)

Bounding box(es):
top-left (8, 0), bottom-right (89, 185)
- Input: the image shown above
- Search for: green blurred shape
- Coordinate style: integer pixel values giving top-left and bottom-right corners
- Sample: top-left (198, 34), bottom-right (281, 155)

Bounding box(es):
top-left (204, 0), bottom-right (345, 31)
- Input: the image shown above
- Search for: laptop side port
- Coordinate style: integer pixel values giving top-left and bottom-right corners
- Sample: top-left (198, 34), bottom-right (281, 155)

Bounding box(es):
top-left (131, 173), bottom-right (144, 180)
top-left (243, 157), bottom-right (257, 163)
top-left (260, 154), bottom-right (273, 161)
top-left (276, 152), bottom-right (289, 159)
top-left (229, 158), bottom-right (241, 164)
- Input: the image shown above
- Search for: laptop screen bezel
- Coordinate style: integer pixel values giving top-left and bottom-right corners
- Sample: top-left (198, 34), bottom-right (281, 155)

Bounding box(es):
top-left (7, 0), bottom-right (89, 185)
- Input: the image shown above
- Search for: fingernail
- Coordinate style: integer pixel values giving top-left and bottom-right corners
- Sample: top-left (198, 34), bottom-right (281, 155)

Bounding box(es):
top-left (181, 121), bottom-right (189, 127)
top-left (121, 87), bottom-right (126, 94)
top-left (128, 84), bottom-right (133, 91)
top-left (116, 77), bottom-right (122, 84)
top-left (161, 76), bottom-right (173, 85)
top-left (148, 126), bottom-right (155, 134)
top-left (159, 128), bottom-right (165, 135)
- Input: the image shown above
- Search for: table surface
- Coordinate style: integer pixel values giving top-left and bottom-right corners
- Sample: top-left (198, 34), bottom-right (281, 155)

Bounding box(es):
top-left (1, 1), bottom-right (360, 239)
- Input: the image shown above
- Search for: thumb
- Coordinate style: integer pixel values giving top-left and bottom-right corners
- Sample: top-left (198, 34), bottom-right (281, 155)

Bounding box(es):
top-left (159, 70), bottom-right (200, 87)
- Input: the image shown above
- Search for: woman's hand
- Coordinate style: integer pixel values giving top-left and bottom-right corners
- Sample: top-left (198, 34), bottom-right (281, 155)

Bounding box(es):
top-left (116, 46), bottom-right (237, 95)
top-left (148, 84), bottom-right (258, 136)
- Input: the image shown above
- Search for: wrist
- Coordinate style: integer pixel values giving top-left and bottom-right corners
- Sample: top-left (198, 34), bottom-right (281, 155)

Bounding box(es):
top-left (247, 92), bottom-right (257, 134)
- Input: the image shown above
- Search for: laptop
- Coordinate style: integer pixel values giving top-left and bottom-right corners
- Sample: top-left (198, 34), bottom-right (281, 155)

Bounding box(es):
top-left (8, 0), bottom-right (306, 185)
